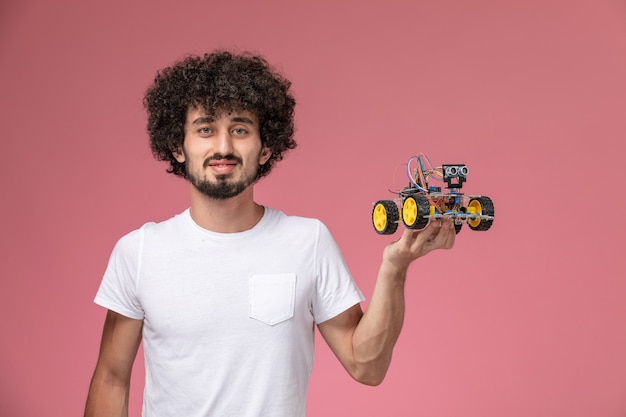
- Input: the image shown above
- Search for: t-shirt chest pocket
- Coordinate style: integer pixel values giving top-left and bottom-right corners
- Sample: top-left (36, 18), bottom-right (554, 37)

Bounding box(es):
top-left (249, 273), bottom-right (296, 325)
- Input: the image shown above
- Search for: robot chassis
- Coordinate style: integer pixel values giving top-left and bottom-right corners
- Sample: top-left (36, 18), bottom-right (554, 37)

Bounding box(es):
top-left (372, 155), bottom-right (495, 235)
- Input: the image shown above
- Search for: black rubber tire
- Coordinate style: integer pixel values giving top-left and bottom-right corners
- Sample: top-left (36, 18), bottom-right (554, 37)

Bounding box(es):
top-left (372, 200), bottom-right (399, 235)
top-left (402, 194), bottom-right (430, 230)
top-left (468, 196), bottom-right (494, 231)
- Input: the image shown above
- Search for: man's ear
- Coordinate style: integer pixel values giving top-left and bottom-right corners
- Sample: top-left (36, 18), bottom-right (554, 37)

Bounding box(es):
top-left (172, 146), bottom-right (185, 163)
top-left (259, 146), bottom-right (272, 165)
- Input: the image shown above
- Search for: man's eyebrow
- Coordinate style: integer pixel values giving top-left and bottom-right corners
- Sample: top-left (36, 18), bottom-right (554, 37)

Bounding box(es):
top-left (191, 116), bottom-right (214, 125)
top-left (230, 116), bottom-right (256, 125)
top-left (190, 115), bottom-right (256, 125)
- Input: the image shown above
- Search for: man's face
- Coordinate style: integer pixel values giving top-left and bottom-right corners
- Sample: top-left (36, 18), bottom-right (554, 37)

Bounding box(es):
top-left (175, 107), bottom-right (271, 200)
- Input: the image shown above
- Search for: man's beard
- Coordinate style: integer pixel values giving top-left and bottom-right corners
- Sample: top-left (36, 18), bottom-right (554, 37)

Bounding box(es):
top-left (186, 154), bottom-right (258, 200)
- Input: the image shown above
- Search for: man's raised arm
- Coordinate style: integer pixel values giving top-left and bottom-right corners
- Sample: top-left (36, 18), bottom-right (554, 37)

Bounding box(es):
top-left (318, 221), bottom-right (455, 385)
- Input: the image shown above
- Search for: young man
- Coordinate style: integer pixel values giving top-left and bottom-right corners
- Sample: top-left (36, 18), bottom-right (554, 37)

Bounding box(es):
top-left (84, 51), bottom-right (455, 417)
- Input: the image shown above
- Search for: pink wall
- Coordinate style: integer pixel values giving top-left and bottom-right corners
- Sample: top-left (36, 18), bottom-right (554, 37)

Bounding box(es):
top-left (1, 0), bottom-right (625, 416)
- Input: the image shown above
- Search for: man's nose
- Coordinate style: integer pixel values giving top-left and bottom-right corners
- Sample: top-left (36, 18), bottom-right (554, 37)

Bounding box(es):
top-left (214, 130), bottom-right (234, 154)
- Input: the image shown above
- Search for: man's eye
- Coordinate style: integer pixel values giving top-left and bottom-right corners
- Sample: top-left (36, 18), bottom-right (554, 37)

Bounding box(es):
top-left (233, 128), bottom-right (248, 135)
top-left (199, 127), bottom-right (211, 135)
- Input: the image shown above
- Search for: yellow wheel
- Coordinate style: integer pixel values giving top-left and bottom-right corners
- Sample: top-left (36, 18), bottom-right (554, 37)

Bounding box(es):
top-left (401, 195), bottom-right (430, 229)
top-left (402, 197), bottom-right (417, 227)
top-left (467, 196), bottom-right (494, 231)
top-left (372, 200), bottom-right (399, 235)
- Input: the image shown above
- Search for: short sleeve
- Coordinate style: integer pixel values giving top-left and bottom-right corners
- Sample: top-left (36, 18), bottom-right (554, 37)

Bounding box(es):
top-left (94, 228), bottom-right (145, 320)
top-left (312, 222), bottom-right (365, 324)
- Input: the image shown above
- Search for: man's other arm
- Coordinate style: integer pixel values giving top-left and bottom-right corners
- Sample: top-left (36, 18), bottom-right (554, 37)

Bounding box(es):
top-left (84, 310), bottom-right (143, 417)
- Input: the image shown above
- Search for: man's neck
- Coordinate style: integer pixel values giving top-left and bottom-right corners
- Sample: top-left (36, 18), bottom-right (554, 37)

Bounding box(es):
top-left (188, 185), bottom-right (265, 233)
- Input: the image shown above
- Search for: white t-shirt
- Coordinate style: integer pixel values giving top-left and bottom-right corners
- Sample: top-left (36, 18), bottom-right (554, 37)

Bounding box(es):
top-left (95, 207), bottom-right (365, 417)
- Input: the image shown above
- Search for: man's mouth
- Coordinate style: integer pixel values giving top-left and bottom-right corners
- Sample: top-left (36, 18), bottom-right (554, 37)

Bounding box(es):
top-left (208, 159), bottom-right (238, 167)
top-left (204, 156), bottom-right (241, 175)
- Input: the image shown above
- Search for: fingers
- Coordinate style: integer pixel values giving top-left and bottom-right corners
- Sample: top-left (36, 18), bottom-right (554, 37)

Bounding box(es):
top-left (407, 220), bottom-right (455, 254)
top-left (430, 220), bottom-right (456, 248)
top-left (435, 221), bottom-right (456, 249)
top-left (384, 220), bottom-right (456, 271)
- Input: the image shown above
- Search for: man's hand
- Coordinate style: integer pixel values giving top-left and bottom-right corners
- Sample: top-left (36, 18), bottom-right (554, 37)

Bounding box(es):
top-left (383, 220), bottom-right (456, 274)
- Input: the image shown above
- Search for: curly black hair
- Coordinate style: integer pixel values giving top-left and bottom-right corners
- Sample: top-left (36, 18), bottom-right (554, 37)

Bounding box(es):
top-left (144, 50), bottom-right (297, 179)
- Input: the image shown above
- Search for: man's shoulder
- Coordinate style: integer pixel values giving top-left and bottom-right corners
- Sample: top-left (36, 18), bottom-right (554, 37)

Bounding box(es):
top-left (141, 209), bottom-right (189, 231)
top-left (263, 207), bottom-right (334, 241)
top-left (115, 209), bottom-right (190, 245)
top-left (265, 207), bottom-right (323, 229)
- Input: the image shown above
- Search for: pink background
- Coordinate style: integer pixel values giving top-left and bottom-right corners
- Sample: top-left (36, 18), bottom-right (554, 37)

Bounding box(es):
top-left (1, 0), bottom-right (625, 416)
